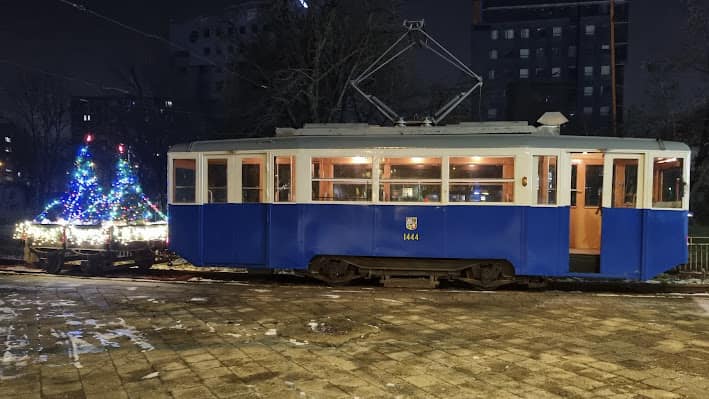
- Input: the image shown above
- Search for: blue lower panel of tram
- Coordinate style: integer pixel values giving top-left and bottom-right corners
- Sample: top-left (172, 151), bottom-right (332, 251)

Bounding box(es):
top-left (168, 204), bottom-right (687, 279)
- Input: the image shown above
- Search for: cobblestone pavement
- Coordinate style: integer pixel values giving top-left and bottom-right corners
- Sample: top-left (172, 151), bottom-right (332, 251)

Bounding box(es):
top-left (1, 273), bottom-right (709, 399)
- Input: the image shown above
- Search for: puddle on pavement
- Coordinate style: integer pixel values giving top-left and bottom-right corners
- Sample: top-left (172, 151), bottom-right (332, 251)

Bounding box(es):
top-left (278, 316), bottom-right (381, 346)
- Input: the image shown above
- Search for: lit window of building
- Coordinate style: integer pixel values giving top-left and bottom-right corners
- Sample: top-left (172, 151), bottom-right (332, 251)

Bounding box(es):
top-left (504, 29), bottom-right (514, 39)
top-left (4, 137), bottom-right (10, 143)
top-left (601, 65), bottom-right (610, 75)
top-left (490, 30), bottom-right (498, 40)
top-left (585, 24), bottom-right (595, 36)
top-left (600, 106), bottom-right (610, 116)
top-left (520, 68), bottom-right (529, 79)
top-left (584, 86), bottom-right (594, 97)
top-left (551, 67), bottom-right (561, 78)
top-left (520, 48), bottom-right (529, 59)
top-left (536, 47), bottom-right (545, 57)
top-left (553, 26), bottom-right (562, 37)
top-left (165, 100), bottom-right (173, 108)
top-left (584, 66), bottom-right (594, 77)
top-left (489, 49), bottom-right (498, 60)
top-left (521, 28), bottom-right (530, 39)
top-left (83, 114), bottom-right (91, 122)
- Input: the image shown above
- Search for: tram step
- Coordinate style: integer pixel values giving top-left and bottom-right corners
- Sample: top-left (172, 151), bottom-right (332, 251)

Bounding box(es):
top-left (382, 277), bottom-right (439, 288)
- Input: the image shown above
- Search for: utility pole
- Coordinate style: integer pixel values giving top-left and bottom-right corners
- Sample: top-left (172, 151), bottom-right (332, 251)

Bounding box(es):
top-left (610, 0), bottom-right (618, 136)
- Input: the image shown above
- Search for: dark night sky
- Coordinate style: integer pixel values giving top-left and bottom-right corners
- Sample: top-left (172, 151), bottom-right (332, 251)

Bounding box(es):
top-left (0, 0), bottom-right (705, 113)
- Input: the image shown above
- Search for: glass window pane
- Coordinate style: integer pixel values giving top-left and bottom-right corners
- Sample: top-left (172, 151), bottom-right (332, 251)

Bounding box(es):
top-left (274, 156), bottom-right (295, 202)
top-left (173, 159), bottom-right (196, 203)
top-left (449, 157), bottom-right (514, 203)
top-left (612, 159), bottom-right (638, 208)
top-left (380, 157), bottom-right (441, 203)
top-left (242, 158), bottom-right (263, 203)
top-left (207, 159), bottom-right (227, 203)
top-left (449, 183), bottom-right (514, 203)
top-left (535, 156), bottom-right (557, 205)
top-left (585, 165), bottom-right (603, 207)
top-left (652, 157), bottom-right (683, 208)
top-left (449, 157), bottom-right (514, 179)
top-left (312, 157), bottom-right (372, 202)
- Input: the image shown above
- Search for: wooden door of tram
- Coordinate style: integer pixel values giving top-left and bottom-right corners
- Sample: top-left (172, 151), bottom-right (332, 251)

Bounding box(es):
top-left (569, 153), bottom-right (604, 257)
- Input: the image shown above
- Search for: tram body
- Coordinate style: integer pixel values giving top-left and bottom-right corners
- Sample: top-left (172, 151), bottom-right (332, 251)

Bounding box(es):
top-left (167, 122), bottom-right (690, 283)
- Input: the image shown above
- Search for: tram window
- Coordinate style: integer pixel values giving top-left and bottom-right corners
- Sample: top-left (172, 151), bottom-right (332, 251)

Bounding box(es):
top-left (612, 159), bottom-right (638, 208)
top-left (449, 157), bottom-right (514, 203)
top-left (312, 157), bottom-right (372, 201)
top-left (274, 156), bottom-right (295, 202)
top-left (570, 164), bottom-right (577, 206)
top-left (534, 156), bottom-right (557, 204)
top-left (652, 157), bottom-right (684, 208)
top-left (207, 159), bottom-right (227, 203)
top-left (173, 159), bottom-right (196, 203)
top-left (379, 157), bottom-right (441, 202)
top-left (585, 165), bottom-right (603, 207)
top-left (242, 157), bottom-right (264, 203)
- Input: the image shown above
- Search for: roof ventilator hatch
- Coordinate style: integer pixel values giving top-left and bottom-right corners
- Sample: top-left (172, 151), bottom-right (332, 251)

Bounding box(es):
top-left (350, 20), bottom-right (483, 127)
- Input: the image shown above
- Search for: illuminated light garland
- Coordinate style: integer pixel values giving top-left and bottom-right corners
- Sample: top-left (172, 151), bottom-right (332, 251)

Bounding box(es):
top-left (34, 141), bottom-right (106, 225)
top-left (16, 139), bottom-right (168, 248)
top-left (105, 146), bottom-right (167, 223)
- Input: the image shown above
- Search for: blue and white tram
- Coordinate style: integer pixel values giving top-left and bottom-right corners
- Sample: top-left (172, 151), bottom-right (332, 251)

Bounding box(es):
top-left (167, 122), bottom-right (690, 286)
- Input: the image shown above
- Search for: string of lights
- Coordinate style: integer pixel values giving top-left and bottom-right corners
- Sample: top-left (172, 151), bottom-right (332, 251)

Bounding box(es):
top-left (16, 135), bottom-right (168, 247)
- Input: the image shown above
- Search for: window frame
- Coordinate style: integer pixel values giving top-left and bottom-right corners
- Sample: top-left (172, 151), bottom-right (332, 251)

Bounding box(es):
top-left (448, 155), bottom-right (516, 205)
top-left (204, 156), bottom-right (229, 204)
top-left (310, 155), bottom-right (374, 203)
top-left (169, 153), bottom-right (200, 205)
top-left (378, 156), bottom-right (443, 204)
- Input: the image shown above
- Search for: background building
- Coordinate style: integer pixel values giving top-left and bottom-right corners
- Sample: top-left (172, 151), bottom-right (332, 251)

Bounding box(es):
top-left (471, 0), bottom-right (630, 134)
top-left (168, 1), bottom-right (269, 107)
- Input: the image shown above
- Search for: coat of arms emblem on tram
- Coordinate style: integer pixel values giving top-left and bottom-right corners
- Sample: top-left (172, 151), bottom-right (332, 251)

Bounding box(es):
top-left (405, 217), bottom-right (418, 231)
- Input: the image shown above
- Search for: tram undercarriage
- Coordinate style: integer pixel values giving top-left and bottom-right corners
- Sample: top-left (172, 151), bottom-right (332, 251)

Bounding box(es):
top-left (307, 256), bottom-right (539, 289)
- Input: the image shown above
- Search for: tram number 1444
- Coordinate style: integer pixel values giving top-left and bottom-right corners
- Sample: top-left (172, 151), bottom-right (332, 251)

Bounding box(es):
top-left (403, 233), bottom-right (420, 241)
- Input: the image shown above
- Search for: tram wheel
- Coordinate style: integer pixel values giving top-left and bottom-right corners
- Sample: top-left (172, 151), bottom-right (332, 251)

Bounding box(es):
top-left (80, 255), bottom-right (108, 276)
top-left (310, 257), bottom-right (357, 285)
top-left (133, 249), bottom-right (155, 271)
top-left (42, 250), bottom-right (65, 275)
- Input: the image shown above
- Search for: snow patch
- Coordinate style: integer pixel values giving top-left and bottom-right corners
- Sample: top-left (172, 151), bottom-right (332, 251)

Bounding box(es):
top-left (189, 297), bottom-right (208, 302)
top-left (321, 294), bottom-right (340, 299)
top-left (694, 298), bottom-right (709, 316)
top-left (374, 298), bottom-right (404, 304)
top-left (307, 322), bottom-right (319, 332)
top-left (265, 328), bottom-right (277, 336)
top-left (142, 371), bottom-right (159, 380)
top-left (288, 338), bottom-right (308, 346)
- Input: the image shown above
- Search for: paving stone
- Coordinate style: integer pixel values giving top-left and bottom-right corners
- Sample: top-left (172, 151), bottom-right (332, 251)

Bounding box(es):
top-left (1, 274), bottom-right (709, 399)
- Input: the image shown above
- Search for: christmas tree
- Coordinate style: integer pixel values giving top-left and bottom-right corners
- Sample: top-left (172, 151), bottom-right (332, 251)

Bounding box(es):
top-left (35, 134), bottom-right (106, 224)
top-left (105, 144), bottom-right (167, 224)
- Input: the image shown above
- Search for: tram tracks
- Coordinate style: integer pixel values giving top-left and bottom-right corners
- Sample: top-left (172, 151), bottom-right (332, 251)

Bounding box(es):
top-left (1, 262), bottom-right (708, 294)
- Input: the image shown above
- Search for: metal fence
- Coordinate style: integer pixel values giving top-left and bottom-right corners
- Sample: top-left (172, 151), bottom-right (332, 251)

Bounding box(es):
top-left (679, 236), bottom-right (709, 276)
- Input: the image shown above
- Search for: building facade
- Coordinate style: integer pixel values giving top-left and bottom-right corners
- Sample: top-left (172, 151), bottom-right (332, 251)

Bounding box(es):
top-left (471, 0), bottom-right (629, 133)
top-left (168, 1), bottom-right (270, 104)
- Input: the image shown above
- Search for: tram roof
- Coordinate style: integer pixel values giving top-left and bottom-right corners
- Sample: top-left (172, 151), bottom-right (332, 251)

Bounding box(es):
top-left (169, 123), bottom-right (690, 153)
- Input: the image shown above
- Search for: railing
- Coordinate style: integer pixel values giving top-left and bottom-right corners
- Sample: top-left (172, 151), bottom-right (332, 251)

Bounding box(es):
top-left (679, 236), bottom-right (709, 276)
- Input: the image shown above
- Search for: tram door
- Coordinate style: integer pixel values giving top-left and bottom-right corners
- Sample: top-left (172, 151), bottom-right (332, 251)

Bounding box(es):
top-left (569, 153), bottom-right (604, 262)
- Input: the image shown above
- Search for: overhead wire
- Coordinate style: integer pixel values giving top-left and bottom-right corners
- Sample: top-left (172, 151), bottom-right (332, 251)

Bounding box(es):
top-left (55, 0), bottom-right (269, 89)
